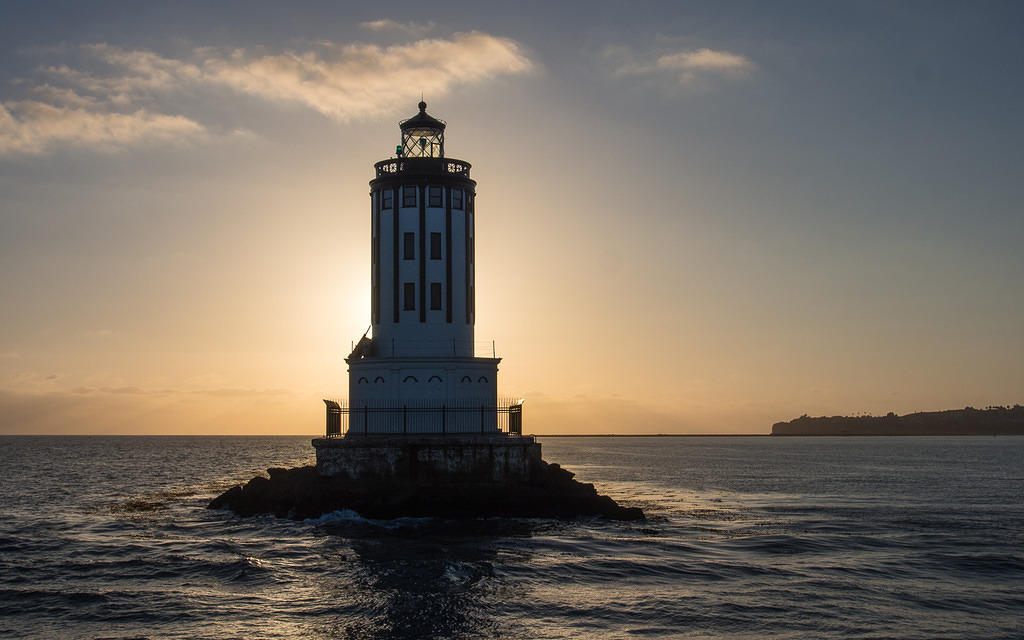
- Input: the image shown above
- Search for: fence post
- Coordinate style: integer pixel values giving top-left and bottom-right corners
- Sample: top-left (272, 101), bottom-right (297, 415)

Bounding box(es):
top-left (364, 405), bottom-right (368, 435)
top-left (510, 404), bottom-right (522, 435)
top-left (403, 405), bottom-right (407, 435)
top-left (442, 405), bottom-right (447, 435)
top-left (480, 405), bottom-right (485, 434)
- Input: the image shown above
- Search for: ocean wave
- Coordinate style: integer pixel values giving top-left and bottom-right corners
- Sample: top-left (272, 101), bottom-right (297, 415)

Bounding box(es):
top-left (3, 435), bottom-right (1024, 639)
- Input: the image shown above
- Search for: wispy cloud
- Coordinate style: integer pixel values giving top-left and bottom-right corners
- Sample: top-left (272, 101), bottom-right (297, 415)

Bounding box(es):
top-left (658, 48), bottom-right (752, 75)
top-left (190, 32), bottom-right (532, 120)
top-left (1, 30), bottom-right (532, 156)
top-left (0, 100), bottom-right (204, 155)
top-left (360, 19), bottom-right (436, 37)
top-left (29, 84), bottom-right (101, 108)
top-left (610, 46), bottom-right (753, 87)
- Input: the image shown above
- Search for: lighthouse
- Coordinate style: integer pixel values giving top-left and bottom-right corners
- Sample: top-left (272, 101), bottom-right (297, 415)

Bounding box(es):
top-left (219, 104), bottom-right (641, 519)
top-left (321, 102), bottom-right (520, 439)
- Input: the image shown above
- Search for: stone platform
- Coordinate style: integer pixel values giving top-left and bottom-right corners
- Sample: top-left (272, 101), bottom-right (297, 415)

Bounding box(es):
top-left (311, 435), bottom-right (542, 485)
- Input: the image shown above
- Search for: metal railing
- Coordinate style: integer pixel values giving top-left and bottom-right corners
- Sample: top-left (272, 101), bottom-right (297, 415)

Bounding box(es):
top-left (323, 398), bottom-right (523, 437)
top-left (374, 157), bottom-right (472, 179)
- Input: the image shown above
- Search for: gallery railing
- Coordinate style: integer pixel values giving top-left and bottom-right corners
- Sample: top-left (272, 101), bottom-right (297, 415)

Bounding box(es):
top-left (322, 399), bottom-right (523, 437)
top-left (373, 157), bottom-right (472, 179)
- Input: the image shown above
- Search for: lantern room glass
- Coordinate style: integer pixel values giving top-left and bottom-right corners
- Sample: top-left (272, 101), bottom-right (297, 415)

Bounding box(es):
top-left (401, 127), bottom-right (444, 158)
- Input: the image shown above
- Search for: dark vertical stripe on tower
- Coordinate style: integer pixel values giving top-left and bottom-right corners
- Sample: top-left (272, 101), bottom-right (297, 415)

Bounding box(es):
top-left (465, 193), bottom-right (471, 325)
top-left (373, 192), bottom-right (380, 324)
top-left (445, 186), bottom-right (452, 324)
top-left (470, 195), bottom-right (476, 324)
top-left (392, 190), bottom-right (399, 323)
top-left (419, 184), bottom-right (426, 323)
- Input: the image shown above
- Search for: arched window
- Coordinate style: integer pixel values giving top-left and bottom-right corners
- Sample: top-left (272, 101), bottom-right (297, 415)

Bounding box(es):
top-left (403, 375), bottom-right (418, 383)
top-left (357, 377), bottom-right (369, 384)
top-left (428, 375), bottom-right (443, 383)
top-left (374, 376), bottom-right (385, 383)
top-left (477, 376), bottom-right (488, 383)
top-left (460, 376), bottom-right (472, 383)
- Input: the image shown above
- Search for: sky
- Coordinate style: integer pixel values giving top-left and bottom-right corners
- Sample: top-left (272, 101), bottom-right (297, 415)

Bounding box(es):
top-left (1, 1), bottom-right (1022, 434)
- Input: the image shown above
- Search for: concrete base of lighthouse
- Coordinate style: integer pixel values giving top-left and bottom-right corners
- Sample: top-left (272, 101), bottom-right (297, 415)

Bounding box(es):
top-left (312, 435), bottom-right (541, 485)
top-left (212, 435), bottom-right (642, 520)
top-left (348, 357), bottom-right (500, 411)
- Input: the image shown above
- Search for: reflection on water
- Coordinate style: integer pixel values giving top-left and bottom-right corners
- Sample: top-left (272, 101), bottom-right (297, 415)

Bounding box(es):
top-left (1, 436), bottom-right (1023, 639)
top-left (307, 517), bottom-right (545, 639)
top-left (337, 531), bottom-right (500, 638)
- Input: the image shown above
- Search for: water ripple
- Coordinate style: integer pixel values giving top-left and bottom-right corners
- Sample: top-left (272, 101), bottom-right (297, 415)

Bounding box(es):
top-left (1, 435), bottom-right (1022, 639)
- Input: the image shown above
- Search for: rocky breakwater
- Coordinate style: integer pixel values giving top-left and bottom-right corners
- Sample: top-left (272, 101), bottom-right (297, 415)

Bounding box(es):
top-left (209, 458), bottom-right (643, 521)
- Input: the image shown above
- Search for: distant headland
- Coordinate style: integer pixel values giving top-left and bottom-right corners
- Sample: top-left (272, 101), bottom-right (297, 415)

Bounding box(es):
top-left (772, 405), bottom-right (1024, 436)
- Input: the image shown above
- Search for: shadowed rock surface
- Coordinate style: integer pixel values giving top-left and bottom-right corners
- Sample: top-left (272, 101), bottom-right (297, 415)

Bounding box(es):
top-left (209, 459), bottom-right (643, 521)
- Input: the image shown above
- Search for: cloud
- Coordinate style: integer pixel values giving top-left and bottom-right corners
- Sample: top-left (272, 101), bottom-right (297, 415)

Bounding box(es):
top-left (2, 31), bottom-right (531, 155)
top-left (88, 32), bottom-right (532, 121)
top-left (658, 48), bottom-right (751, 73)
top-left (43, 44), bottom-right (203, 100)
top-left (611, 46), bottom-right (753, 87)
top-left (360, 19), bottom-right (436, 36)
top-left (29, 84), bottom-right (101, 108)
top-left (0, 99), bottom-right (205, 155)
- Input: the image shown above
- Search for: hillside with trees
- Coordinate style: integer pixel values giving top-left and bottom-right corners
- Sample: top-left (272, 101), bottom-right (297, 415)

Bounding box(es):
top-left (771, 405), bottom-right (1024, 436)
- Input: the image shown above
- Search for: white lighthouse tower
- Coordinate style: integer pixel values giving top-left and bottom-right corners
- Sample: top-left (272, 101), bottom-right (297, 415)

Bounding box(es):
top-left (337, 102), bottom-right (505, 433)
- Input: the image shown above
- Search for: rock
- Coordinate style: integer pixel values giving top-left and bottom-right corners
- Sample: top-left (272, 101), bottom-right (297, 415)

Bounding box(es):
top-left (208, 459), bottom-right (643, 521)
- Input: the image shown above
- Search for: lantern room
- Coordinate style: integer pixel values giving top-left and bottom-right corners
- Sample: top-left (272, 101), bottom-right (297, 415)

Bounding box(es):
top-left (398, 101), bottom-right (446, 158)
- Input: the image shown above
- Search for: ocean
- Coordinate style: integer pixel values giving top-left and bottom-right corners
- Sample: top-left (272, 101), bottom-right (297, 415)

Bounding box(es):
top-left (0, 435), bottom-right (1021, 639)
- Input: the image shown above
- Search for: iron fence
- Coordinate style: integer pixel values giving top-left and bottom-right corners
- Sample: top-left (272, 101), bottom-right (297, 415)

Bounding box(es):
top-left (323, 398), bottom-right (523, 437)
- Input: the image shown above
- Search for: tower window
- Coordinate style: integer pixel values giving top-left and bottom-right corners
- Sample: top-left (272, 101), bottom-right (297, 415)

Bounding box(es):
top-left (428, 186), bottom-right (443, 207)
top-left (403, 186), bottom-right (417, 207)
top-left (403, 282), bottom-right (415, 310)
top-left (430, 282), bottom-right (442, 310)
top-left (430, 232), bottom-right (441, 260)
top-left (382, 190), bottom-right (393, 209)
top-left (403, 232), bottom-right (415, 260)
top-left (451, 189), bottom-right (463, 210)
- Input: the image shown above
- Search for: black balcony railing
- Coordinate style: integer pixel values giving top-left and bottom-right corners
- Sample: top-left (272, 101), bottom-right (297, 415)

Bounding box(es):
top-left (374, 157), bottom-right (471, 179)
top-left (323, 399), bottom-right (522, 437)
